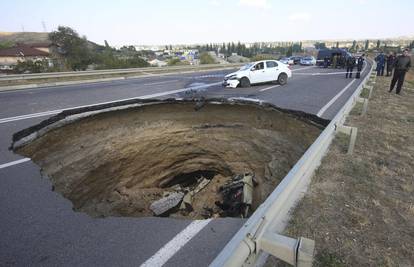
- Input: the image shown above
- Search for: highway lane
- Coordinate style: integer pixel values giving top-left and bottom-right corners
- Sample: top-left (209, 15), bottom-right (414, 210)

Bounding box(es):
top-left (0, 63), bottom-right (371, 266)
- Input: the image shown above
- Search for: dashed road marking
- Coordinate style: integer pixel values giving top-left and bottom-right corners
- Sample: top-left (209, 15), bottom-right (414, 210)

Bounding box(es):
top-left (140, 219), bottom-right (212, 267)
top-left (0, 158), bottom-right (30, 170)
top-left (259, 85), bottom-right (280, 92)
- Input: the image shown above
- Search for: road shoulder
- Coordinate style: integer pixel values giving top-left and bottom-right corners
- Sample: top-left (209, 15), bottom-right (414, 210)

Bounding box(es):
top-left (266, 71), bottom-right (414, 266)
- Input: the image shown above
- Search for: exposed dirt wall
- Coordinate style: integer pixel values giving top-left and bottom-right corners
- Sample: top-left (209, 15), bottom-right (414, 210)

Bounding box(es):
top-left (13, 100), bottom-right (325, 219)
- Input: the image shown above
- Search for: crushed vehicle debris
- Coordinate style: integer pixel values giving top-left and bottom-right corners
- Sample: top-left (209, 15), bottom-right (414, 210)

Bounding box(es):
top-left (11, 98), bottom-right (327, 219)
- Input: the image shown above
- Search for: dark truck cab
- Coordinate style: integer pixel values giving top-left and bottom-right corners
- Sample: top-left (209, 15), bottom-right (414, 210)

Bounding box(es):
top-left (316, 48), bottom-right (351, 66)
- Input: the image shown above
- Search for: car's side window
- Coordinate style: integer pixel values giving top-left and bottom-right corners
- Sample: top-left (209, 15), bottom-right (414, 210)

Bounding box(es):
top-left (254, 62), bottom-right (264, 70)
top-left (266, 61), bottom-right (278, 68)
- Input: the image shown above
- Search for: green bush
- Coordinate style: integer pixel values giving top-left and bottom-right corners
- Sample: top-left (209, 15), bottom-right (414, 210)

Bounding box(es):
top-left (200, 52), bottom-right (216, 64)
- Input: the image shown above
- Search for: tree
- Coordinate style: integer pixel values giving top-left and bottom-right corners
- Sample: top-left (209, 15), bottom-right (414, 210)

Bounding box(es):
top-left (199, 52), bottom-right (215, 64)
top-left (351, 40), bottom-right (357, 52)
top-left (104, 40), bottom-right (110, 48)
top-left (286, 45), bottom-right (293, 57)
top-left (314, 42), bottom-right (326, 49)
top-left (365, 40), bottom-right (369, 50)
top-left (49, 26), bottom-right (93, 70)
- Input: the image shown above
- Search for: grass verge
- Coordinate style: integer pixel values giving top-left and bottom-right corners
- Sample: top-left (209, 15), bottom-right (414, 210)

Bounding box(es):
top-left (266, 67), bottom-right (414, 266)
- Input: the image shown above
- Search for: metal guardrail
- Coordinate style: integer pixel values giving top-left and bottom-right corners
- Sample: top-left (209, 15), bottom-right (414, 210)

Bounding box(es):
top-left (0, 63), bottom-right (243, 81)
top-left (210, 59), bottom-right (376, 267)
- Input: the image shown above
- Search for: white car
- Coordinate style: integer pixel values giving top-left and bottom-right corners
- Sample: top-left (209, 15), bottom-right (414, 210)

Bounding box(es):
top-left (279, 57), bottom-right (294, 65)
top-left (300, 56), bottom-right (316, 66)
top-left (222, 60), bottom-right (292, 88)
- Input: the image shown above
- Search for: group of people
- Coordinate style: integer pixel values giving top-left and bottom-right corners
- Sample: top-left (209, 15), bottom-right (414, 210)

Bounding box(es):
top-left (322, 49), bottom-right (411, 94)
top-left (344, 54), bottom-right (365, 79)
top-left (375, 51), bottom-right (397, 76)
top-left (337, 49), bottom-right (411, 95)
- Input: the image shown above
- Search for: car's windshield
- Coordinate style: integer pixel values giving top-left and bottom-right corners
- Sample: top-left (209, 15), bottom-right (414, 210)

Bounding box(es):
top-left (239, 63), bottom-right (254, 71)
top-left (304, 57), bottom-right (313, 60)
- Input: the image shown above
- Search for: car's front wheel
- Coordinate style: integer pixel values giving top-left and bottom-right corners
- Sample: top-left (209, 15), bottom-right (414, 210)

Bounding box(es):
top-left (240, 77), bottom-right (250, 88)
top-left (278, 73), bottom-right (288, 85)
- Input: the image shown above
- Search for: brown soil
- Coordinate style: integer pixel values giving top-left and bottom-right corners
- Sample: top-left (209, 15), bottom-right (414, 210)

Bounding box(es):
top-left (266, 69), bottom-right (414, 266)
top-left (14, 101), bottom-right (322, 219)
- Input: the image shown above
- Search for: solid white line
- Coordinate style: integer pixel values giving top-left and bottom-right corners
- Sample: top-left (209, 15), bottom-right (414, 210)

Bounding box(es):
top-left (259, 84), bottom-right (280, 92)
top-left (140, 219), bottom-right (212, 267)
top-left (316, 62), bottom-right (368, 117)
top-left (316, 79), bottom-right (356, 117)
top-left (0, 82), bottom-right (221, 124)
top-left (0, 158), bottom-right (30, 169)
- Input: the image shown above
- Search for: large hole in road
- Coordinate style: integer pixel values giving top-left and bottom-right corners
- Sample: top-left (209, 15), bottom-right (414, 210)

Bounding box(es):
top-left (12, 99), bottom-right (327, 219)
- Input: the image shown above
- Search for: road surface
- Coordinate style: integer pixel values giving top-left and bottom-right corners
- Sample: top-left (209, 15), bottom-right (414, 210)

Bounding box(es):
top-left (0, 62), bottom-right (370, 266)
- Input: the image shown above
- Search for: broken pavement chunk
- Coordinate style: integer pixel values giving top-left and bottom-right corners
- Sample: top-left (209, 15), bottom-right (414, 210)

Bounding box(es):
top-left (179, 177), bottom-right (211, 211)
top-left (150, 192), bottom-right (184, 216)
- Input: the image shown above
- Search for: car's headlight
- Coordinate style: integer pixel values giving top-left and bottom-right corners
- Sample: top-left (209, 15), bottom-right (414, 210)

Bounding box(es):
top-left (227, 75), bottom-right (238, 80)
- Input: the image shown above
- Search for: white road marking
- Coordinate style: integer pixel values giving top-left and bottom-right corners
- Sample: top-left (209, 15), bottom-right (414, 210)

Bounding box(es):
top-left (316, 79), bottom-right (356, 117)
top-left (140, 219), bottom-right (212, 267)
top-left (0, 82), bottom-right (221, 124)
top-left (0, 158), bottom-right (30, 169)
top-left (259, 84), bottom-right (280, 92)
top-left (294, 71), bottom-right (349, 75)
top-left (316, 62), bottom-right (368, 117)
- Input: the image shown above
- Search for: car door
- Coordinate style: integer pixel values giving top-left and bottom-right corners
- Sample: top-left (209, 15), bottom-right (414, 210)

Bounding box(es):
top-left (265, 61), bottom-right (279, 81)
top-left (249, 62), bottom-right (267, 84)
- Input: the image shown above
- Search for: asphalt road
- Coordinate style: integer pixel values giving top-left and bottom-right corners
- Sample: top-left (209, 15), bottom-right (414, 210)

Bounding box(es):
top-left (0, 62), bottom-right (371, 266)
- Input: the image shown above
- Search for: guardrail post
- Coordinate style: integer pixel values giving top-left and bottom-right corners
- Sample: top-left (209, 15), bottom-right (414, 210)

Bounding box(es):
top-left (364, 85), bottom-right (374, 99)
top-left (259, 232), bottom-right (314, 267)
top-left (356, 97), bottom-right (368, 115)
top-left (337, 125), bottom-right (358, 154)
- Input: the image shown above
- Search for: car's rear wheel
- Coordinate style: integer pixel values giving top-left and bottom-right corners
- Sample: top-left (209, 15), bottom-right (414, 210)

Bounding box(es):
top-left (240, 77), bottom-right (250, 88)
top-left (278, 73), bottom-right (288, 85)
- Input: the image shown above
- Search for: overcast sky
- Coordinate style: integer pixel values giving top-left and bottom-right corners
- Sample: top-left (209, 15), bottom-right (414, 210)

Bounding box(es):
top-left (1, 0), bottom-right (413, 46)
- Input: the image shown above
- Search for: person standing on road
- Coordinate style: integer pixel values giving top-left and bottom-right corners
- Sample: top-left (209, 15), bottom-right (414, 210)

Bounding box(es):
top-left (346, 56), bottom-right (356, 78)
top-left (332, 54), bottom-right (338, 69)
top-left (389, 48), bottom-right (411, 95)
top-left (356, 54), bottom-right (365, 79)
top-left (386, 52), bottom-right (396, 76)
top-left (375, 51), bottom-right (386, 76)
top-left (324, 56), bottom-right (329, 68)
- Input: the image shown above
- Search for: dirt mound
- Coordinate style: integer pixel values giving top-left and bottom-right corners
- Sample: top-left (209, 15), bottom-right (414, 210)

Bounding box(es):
top-left (12, 100), bottom-right (324, 219)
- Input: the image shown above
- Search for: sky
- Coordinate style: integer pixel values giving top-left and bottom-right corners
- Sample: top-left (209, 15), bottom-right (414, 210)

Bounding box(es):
top-left (1, 0), bottom-right (413, 46)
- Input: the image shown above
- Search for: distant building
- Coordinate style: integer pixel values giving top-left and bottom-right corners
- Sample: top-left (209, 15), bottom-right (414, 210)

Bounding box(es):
top-left (0, 43), bottom-right (51, 71)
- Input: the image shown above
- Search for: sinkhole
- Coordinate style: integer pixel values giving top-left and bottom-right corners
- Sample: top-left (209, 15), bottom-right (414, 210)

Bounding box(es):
top-left (11, 99), bottom-right (327, 219)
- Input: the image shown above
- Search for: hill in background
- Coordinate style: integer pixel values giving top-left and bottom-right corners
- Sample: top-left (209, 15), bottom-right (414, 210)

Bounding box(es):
top-left (0, 32), bottom-right (50, 44)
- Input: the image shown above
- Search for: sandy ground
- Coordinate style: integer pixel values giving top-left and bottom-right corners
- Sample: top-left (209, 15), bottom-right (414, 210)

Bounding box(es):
top-left (266, 67), bottom-right (414, 266)
top-left (14, 101), bottom-right (322, 219)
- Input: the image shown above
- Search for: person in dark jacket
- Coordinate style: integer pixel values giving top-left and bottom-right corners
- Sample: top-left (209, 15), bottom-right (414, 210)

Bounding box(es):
top-left (356, 54), bottom-right (365, 79)
top-left (346, 56), bottom-right (356, 78)
top-left (375, 52), bottom-right (386, 76)
top-left (323, 56), bottom-right (329, 68)
top-left (389, 49), bottom-right (411, 94)
top-left (386, 52), bottom-right (396, 76)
